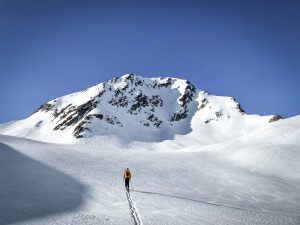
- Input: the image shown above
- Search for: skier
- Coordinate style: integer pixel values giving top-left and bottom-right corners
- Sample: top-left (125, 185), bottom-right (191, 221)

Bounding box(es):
top-left (123, 168), bottom-right (131, 192)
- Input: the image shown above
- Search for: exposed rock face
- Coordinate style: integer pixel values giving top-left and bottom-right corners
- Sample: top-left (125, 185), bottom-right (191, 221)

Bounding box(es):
top-left (128, 92), bottom-right (150, 115)
top-left (149, 95), bottom-right (163, 107)
top-left (73, 113), bottom-right (123, 138)
top-left (269, 114), bottom-right (282, 123)
top-left (169, 82), bottom-right (196, 122)
top-left (34, 103), bottom-right (54, 113)
top-left (200, 98), bottom-right (208, 109)
top-left (54, 99), bottom-right (98, 131)
top-left (236, 103), bottom-right (245, 114)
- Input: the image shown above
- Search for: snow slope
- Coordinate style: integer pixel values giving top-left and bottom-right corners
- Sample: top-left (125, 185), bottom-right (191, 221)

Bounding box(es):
top-left (0, 115), bottom-right (299, 224)
top-left (0, 74), bottom-right (299, 224)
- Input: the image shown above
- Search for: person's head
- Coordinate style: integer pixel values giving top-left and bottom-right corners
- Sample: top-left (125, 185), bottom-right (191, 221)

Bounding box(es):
top-left (126, 168), bottom-right (130, 172)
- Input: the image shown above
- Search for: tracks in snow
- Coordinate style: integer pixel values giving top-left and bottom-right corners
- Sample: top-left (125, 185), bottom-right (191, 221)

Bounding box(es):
top-left (126, 190), bottom-right (143, 225)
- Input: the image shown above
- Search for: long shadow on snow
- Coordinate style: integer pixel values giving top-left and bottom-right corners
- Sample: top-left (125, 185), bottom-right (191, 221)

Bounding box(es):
top-left (131, 189), bottom-right (300, 218)
top-left (131, 189), bottom-right (246, 211)
top-left (0, 143), bottom-right (86, 225)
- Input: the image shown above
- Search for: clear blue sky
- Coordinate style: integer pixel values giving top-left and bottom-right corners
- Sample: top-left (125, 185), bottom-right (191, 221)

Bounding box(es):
top-left (0, 0), bottom-right (299, 123)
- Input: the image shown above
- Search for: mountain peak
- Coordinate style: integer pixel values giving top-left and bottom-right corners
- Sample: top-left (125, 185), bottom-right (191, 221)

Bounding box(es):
top-left (0, 74), bottom-right (279, 144)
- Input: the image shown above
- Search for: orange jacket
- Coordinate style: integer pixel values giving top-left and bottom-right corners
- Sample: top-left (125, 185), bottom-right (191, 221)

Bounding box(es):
top-left (123, 170), bottom-right (131, 179)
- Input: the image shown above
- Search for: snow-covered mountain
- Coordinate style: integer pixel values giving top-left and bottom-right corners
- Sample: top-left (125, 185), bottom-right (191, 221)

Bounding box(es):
top-left (0, 74), bottom-right (282, 144)
top-left (0, 74), bottom-right (299, 225)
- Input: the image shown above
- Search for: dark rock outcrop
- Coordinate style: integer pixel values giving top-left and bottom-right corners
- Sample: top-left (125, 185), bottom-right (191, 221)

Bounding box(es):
top-left (34, 103), bottom-right (54, 113)
top-left (147, 114), bottom-right (163, 128)
top-left (169, 82), bottom-right (196, 122)
top-left (54, 99), bottom-right (97, 131)
top-left (236, 103), bottom-right (245, 114)
top-left (269, 114), bottom-right (282, 123)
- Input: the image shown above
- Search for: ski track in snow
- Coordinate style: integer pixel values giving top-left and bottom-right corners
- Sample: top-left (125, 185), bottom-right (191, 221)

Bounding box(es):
top-left (126, 190), bottom-right (143, 225)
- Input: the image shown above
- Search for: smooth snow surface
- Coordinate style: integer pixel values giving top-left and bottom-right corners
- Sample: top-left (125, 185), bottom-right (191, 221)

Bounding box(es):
top-left (0, 114), bottom-right (299, 225)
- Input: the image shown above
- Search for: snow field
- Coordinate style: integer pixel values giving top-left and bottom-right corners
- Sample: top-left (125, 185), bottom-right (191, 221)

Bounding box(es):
top-left (0, 129), bottom-right (299, 225)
